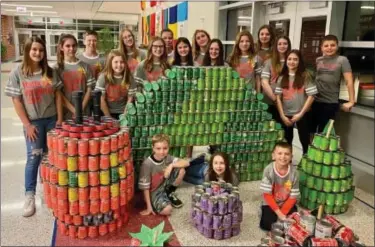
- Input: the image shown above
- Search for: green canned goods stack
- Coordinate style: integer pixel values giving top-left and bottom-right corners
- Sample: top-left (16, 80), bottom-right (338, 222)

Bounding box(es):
top-left (298, 120), bottom-right (355, 214)
top-left (121, 66), bottom-right (285, 181)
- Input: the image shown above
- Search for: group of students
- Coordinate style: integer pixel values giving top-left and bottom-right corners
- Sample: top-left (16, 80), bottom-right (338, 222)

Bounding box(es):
top-left (5, 24), bottom-right (355, 228)
top-left (137, 132), bottom-right (298, 232)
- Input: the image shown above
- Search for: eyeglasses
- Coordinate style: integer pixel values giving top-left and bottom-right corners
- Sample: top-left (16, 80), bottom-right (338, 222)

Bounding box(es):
top-left (152, 45), bottom-right (164, 49)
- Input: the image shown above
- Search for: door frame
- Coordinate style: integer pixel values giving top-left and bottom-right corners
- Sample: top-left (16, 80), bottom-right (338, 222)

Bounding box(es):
top-left (15, 30), bottom-right (32, 60)
top-left (46, 30), bottom-right (77, 60)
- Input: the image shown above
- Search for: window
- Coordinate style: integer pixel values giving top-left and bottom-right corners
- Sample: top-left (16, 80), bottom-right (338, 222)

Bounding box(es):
top-left (224, 44), bottom-right (234, 61)
top-left (226, 6), bottom-right (252, 41)
top-left (269, 20), bottom-right (290, 37)
top-left (343, 1), bottom-right (375, 41)
top-left (47, 18), bottom-right (76, 30)
top-left (15, 16), bottom-right (45, 29)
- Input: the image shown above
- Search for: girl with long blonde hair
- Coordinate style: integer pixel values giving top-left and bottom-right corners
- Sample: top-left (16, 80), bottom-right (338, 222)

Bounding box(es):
top-left (228, 30), bottom-right (260, 88)
top-left (134, 36), bottom-right (170, 82)
top-left (95, 49), bottom-right (137, 119)
top-left (119, 28), bottom-right (147, 75)
top-left (192, 29), bottom-right (211, 66)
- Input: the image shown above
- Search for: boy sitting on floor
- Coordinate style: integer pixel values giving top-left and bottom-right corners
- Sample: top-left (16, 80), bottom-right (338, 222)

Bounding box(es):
top-left (259, 142), bottom-right (300, 231)
top-left (138, 134), bottom-right (189, 216)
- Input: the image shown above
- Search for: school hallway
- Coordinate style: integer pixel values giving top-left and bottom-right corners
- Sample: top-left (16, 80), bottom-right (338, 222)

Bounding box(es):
top-left (1, 61), bottom-right (374, 246)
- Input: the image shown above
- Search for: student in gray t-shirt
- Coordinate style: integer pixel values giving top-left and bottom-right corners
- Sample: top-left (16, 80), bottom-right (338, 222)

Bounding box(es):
top-left (261, 36), bottom-right (291, 123)
top-left (76, 30), bottom-right (105, 80)
top-left (275, 50), bottom-right (318, 154)
top-left (4, 36), bottom-right (63, 217)
top-left (95, 50), bottom-right (137, 119)
top-left (55, 34), bottom-right (96, 120)
top-left (310, 35), bottom-right (355, 134)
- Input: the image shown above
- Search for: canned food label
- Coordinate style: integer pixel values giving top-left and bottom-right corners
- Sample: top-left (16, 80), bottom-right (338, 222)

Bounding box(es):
top-left (310, 238), bottom-right (338, 247)
top-left (287, 223), bottom-right (310, 247)
top-left (315, 220), bottom-right (333, 238)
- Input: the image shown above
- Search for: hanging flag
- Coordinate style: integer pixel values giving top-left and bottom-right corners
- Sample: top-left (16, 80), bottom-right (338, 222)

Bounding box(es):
top-left (140, 0), bottom-right (146, 11)
top-left (168, 23), bottom-right (177, 39)
top-left (177, 1), bottom-right (188, 22)
top-left (155, 10), bottom-right (162, 36)
top-left (150, 1), bottom-right (157, 7)
top-left (163, 8), bottom-right (169, 29)
top-left (150, 13), bottom-right (156, 37)
top-left (169, 5), bottom-right (177, 24)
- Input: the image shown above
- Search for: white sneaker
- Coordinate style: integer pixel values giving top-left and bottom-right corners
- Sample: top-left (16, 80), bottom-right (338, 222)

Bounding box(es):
top-left (23, 194), bottom-right (36, 217)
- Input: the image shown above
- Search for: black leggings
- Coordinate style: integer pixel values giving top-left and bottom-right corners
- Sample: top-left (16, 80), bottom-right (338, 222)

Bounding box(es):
top-left (309, 101), bottom-right (339, 134)
top-left (260, 205), bottom-right (298, 231)
top-left (282, 113), bottom-right (310, 154)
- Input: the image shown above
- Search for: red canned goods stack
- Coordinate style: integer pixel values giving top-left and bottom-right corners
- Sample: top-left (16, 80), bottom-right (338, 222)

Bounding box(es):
top-left (258, 210), bottom-right (361, 246)
top-left (41, 116), bottom-right (134, 239)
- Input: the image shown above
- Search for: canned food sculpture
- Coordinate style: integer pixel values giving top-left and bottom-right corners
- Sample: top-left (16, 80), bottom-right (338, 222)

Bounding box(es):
top-left (190, 182), bottom-right (242, 239)
top-left (298, 120), bottom-right (355, 214)
top-left (259, 208), bottom-right (362, 246)
top-left (41, 90), bottom-right (134, 239)
top-left (121, 66), bottom-right (285, 181)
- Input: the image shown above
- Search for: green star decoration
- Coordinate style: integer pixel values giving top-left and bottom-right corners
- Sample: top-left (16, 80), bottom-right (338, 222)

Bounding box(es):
top-left (129, 221), bottom-right (174, 247)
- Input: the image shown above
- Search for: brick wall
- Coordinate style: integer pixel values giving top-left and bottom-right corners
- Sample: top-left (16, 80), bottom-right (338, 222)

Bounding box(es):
top-left (1, 15), bottom-right (16, 61)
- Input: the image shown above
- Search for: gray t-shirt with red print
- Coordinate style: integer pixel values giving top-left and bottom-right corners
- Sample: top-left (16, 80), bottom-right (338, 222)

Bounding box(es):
top-left (261, 59), bottom-right (285, 105)
top-left (233, 55), bottom-right (261, 82)
top-left (55, 61), bottom-right (95, 118)
top-left (76, 52), bottom-right (106, 80)
top-left (126, 49), bottom-right (147, 75)
top-left (5, 64), bottom-right (63, 120)
top-left (315, 55), bottom-right (352, 103)
top-left (134, 60), bottom-right (165, 83)
top-left (194, 52), bottom-right (206, 66)
top-left (260, 162), bottom-right (300, 207)
top-left (256, 48), bottom-right (272, 69)
top-left (95, 73), bottom-right (137, 114)
top-left (275, 74), bottom-right (318, 116)
top-left (138, 154), bottom-right (178, 192)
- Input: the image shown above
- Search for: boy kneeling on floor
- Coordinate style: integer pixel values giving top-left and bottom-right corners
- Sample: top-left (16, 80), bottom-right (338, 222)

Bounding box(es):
top-left (259, 142), bottom-right (300, 231)
top-left (138, 133), bottom-right (189, 216)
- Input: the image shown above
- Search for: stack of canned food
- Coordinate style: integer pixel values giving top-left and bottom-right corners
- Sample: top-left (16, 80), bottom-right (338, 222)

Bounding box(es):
top-left (122, 66), bottom-right (285, 181)
top-left (40, 116), bottom-right (135, 239)
top-left (298, 130), bottom-right (355, 214)
top-left (190, 181), bottom-right (243, 239)
top-left (258, 210), bottom-right (361, 246)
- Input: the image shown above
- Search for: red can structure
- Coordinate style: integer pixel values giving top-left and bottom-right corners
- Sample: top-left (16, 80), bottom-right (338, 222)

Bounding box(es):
top-left (41, 117), bottom-right (133, 240)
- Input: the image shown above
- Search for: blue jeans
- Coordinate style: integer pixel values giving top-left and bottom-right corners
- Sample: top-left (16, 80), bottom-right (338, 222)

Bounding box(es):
top-left (183, 155), bottom-right (208, 185)
top-left (24, 116), bottom-right (56, 195)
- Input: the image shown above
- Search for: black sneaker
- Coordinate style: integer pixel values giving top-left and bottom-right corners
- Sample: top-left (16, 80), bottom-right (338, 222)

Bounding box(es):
top-left (168, 192), bottom-right (183, 208)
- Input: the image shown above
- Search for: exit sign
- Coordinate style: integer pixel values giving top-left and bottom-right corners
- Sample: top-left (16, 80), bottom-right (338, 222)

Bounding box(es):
top-left (16, 6), bottom-right (27, 13)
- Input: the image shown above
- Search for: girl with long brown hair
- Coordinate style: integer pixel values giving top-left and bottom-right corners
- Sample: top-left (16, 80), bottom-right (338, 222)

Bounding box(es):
top-left (275, 50), bottom-right (317, 154)
top-left (228, 30), bottom-right (260, 87)
top-left (261, 35), bottom-right (291, 122)
top-left (134, 36), bottom-right (170, 82)
top-left (95, 49), bottom-right (137, 119)
top-left (192, 29), bottom-right (211, 66)
top-left (202, 39), bottom-right (227, 66)
top-left (5, 37), bottom-right (63, 217)
top-left (205, 152), bottom-right (239, 186)
top-left (55, 34), bottom-right (95, 119)
top-left (119, 28), bottom-right (146, 75)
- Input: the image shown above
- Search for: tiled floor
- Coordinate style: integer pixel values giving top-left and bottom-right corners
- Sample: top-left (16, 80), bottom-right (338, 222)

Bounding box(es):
top-left (1, 62), bottom-right (374, 246)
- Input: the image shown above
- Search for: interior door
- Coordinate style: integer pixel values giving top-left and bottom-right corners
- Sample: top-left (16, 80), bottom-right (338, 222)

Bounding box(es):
top-left (17, 30), bottom-right (32, 60)
top-left (47, 31), bottom-right (76, 60)
top-left (299, 17), bottom-right (327, 68)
